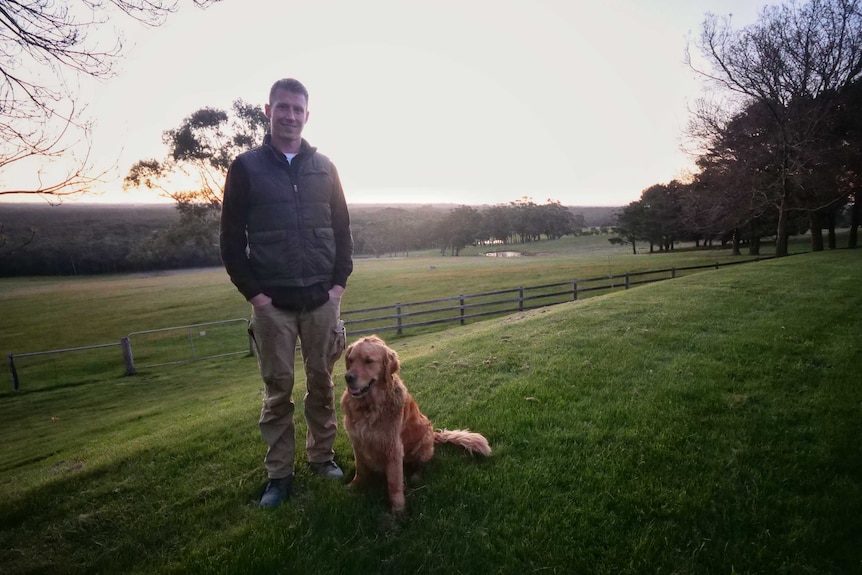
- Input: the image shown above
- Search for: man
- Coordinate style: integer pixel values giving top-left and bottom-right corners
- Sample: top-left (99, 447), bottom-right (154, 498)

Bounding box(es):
top-left (219, 78), bottom-right (353, 508)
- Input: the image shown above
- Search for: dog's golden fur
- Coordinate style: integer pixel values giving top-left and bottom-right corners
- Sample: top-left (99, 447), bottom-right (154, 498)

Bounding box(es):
top-left (340, 335), bottom-right (491, 513)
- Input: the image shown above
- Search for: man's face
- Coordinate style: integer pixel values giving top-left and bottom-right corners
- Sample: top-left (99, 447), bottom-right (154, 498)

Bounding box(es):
top-left (265, 88), bottom-right (309, 144)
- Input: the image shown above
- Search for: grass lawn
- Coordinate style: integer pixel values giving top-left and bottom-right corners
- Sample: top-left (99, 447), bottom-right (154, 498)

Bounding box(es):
top-left (0, 242), bottom-right (860, 574)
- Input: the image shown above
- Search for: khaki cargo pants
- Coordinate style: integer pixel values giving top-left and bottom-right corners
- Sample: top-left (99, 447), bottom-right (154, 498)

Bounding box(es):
top-left (249, 296), bottom-right (346, 479)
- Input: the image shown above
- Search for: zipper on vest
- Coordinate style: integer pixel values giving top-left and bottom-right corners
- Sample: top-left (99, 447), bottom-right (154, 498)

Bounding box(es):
top-left (293, 181), bottom-right (306, 274)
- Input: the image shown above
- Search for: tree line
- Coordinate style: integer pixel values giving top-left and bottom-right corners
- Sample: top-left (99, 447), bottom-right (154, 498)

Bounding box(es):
top-left (0, 204), bottom-right (203, 276)
top-left (356, 200), bottom-right (591, 257)
top-left (616, 0), bottom-right (862, 255)
top-left (0, 202), bottom-right (614, 277)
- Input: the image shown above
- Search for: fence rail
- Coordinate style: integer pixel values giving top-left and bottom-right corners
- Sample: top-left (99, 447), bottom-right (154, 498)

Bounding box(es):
top-left (340, 257), bottom-right (774, 337)
top-left (7, 318), bottom-right (251, 391)
top-left (7, 257), bottom-right (776, 391)
top-left (127, 318), bottom-right (252, 370)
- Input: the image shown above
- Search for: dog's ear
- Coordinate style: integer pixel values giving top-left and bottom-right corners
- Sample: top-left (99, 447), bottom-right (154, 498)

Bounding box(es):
top-left (344, 342), bottom-right (355, 366)
top-left (385, 347), bottom-right (400, 379)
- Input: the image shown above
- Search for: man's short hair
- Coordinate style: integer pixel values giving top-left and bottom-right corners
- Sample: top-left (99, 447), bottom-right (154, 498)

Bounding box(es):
top-left (269, 78), bottom-right (309, 105)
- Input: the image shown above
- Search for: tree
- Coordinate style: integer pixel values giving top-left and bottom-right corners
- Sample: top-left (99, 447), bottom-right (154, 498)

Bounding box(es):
top-left (688, 0), bottom-right (862, 256)
top-left (508, 197), bottom-right (544, 243)
top-left (351, 208), bottom-right (421, 257)
top-left (124, 100), bottom-right (269, 250)
top-left (640, 182), bottom-right (685, 252)
top-left (539, 200), bottom-right (579, 240)
top-left (0, 222), bottom-right (35, 256)
top-left (478, 205), bottom-right (514, 245)
top-left (127, 101), bottom-right (268, 202)
top-left (686, 99), bottom-right (785, 253)
top-left (0, 0), bottom-right (221, 199)
top-left (615, 201), bottom-right (648, 255)
top-left (438, 206), bottom-right (480, 256)
top-left (808, 77), bottom-right (862, 248)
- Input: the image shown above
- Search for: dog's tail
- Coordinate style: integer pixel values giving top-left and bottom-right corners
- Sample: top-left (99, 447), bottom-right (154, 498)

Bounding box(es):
top-left (434, 429), bottom-right (491, 456)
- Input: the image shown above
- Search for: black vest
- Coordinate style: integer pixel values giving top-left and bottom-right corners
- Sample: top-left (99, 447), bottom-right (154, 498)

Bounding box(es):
top-left (240, 144), bottom-right (338, 288)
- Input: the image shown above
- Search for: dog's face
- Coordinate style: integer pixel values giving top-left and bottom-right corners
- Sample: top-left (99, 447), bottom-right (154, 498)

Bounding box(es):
top-left (344, 336), bottom-right (400, 398)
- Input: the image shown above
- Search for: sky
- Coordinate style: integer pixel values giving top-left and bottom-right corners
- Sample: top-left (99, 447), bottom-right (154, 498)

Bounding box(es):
top-left (3, 0), bottom-right (770, 207)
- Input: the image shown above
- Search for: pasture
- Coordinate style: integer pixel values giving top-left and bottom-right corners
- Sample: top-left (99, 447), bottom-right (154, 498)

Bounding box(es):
top-left (1, 237), bottom-right (860, 574)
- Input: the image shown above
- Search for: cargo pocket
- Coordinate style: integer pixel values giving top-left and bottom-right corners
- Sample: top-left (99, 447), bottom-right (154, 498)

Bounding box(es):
top-left (248, 302), bottom-right (275, 361)
top-left (327, 319), bottom-right (346, 370)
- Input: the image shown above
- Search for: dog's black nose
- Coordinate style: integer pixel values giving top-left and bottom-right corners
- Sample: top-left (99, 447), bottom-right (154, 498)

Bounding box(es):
top-left (345, 372), bottom-right (356, 385)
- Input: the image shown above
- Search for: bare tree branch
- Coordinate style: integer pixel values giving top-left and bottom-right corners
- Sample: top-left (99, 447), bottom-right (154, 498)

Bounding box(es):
top-left (0, 0), bottom-right (222, 200)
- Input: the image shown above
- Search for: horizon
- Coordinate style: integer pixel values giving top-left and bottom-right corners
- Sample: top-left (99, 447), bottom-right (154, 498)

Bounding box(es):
top-left (0, 198), bottom-right (625, 210)
top-left (0, 182), bottom-right (633, 209)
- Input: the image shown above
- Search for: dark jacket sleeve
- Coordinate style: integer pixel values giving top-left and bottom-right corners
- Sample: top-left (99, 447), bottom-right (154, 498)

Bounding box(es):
top-left (329, 163), bottom-right (354, 288)
top-left (219, 159), bottom-right (263, 301)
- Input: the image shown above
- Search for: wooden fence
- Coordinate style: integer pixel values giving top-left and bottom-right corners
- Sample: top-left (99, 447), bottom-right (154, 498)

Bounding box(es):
top-left (7, 257), bottom-right (774, 391)
top-left (7, 319), bottom-right (251, 391)
top-left (341, 258), bottom-right (768, 337)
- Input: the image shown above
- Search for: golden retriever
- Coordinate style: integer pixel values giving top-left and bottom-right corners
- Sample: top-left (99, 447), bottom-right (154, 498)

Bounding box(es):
top-left (340, 335), bottom-right (491, 513)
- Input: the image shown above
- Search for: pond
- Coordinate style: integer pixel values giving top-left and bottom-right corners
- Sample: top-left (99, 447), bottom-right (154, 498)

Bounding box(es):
top-left (484, 251), bottom-right (523, 257)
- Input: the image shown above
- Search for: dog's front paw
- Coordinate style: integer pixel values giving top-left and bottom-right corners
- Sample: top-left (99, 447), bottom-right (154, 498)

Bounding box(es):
top-left (406, 469), bottom-right (424, 486)
top-left (390, 493), bottom-right (406, 513)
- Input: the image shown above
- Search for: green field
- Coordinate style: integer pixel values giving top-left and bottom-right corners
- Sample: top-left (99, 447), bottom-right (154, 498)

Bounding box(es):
top-left (1, 237), bottom-right (860, 574)
top-left (0, 233), bottom-right (782, 364)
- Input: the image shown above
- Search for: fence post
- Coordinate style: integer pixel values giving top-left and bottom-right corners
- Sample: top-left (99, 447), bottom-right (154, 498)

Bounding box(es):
top-left (396, 304), bottom-right (403, 335)
top-left (121, 337), bottom-right (136, 376)
top-left (460, 296), bottom-right (466, 325)
top-left (518, 288), bottom-right (524, 311)
top-left (8, 354), bottom-right (19, 392)
top-left (187, 327), bottom-right (195, 360)
top-left (671, 267), bottom-right (677, 279)
top-left (624, 273), bottom-right (630, 289)
top-left (573, 280), bottom-right (578, 301)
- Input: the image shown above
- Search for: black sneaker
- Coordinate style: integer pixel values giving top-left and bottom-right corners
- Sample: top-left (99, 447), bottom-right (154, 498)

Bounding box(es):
top-left (259, 475), bottom-right (293, 508)
top-left (309, 460), bottom-right (344, 480)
